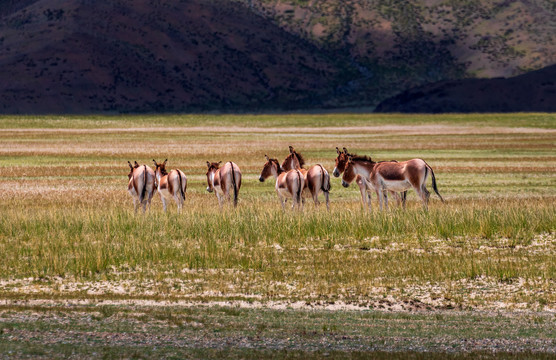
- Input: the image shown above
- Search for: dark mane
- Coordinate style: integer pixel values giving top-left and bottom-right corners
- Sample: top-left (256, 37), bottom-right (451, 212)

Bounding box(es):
top-left (155, 163), bottom-right (169, 176)
top-left (208, 162), bottom-right (220, 170)
top-left (292, 151), bottom-right (305, 168)
top-left (350, 154), bottom-right (374, 163)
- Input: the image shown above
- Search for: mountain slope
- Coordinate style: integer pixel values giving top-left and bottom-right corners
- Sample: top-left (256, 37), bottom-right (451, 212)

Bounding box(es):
top-left (374, 64), bottom-right (556, 113)
top-left (0, 0), bottom-right (355, 113)
top-left (244, 0), bottom-right (556, 77)
top-left (0, 0), bottom-right (555, 113)
top-left (239, 0), bottom-right (556, 105)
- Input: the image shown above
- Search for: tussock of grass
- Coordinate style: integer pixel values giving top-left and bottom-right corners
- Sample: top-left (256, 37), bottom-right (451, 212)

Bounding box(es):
top-left (0, 198), bottom-right (553, 308)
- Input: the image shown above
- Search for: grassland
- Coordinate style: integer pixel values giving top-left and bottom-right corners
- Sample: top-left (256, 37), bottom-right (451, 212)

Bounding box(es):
top-left (0, 113), bottom-right (554, 358)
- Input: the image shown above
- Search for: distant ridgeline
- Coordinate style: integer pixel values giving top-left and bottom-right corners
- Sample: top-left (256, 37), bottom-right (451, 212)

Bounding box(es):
top-left (0, 0), bottom-right (554, 113)
top-left (375, 65), bottom-right (556, 113)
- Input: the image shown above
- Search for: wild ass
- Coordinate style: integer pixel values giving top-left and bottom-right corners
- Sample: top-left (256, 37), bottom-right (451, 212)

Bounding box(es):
top-left (281, 146), bottom-right (330, 210)
top-left (333, 147), bottom-right (406, 210)
top-left (206, 161), bottom-right (242, 207)
top-left (342, 154), bottom-right (443, 210)
top-left (259, 155), bottom-right (305, 210)
top-left (153, 159), bottom-right (187, 213)
top-left (127, 161), bottom-right (156, 213)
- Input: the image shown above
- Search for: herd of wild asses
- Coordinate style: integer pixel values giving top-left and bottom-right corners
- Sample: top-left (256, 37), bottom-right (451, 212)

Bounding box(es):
top-left (127, 146), bottom-right (444, 213)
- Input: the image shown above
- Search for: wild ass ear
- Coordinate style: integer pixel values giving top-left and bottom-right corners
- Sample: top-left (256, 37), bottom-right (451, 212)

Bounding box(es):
top-left (336, 147), bottom-right (341, 155)
top-left (163, 159), bottom-right (168, 165)
top-left (128, 161), bottom-right (133, 169)
top-left (152, 159), bottom-right (157, 167)
top-left (265, 154), bottom-right (270, 161)
top-left (343, 147), bottom-right (348, 154)
top-left (289, 145), bottom-right (294, 154)
top-left (206, 161), bottom-right (211, 168)
top-left (218, 161), bottom-right (222, 165)
top-left (134, 161), bottom-right (139, 167)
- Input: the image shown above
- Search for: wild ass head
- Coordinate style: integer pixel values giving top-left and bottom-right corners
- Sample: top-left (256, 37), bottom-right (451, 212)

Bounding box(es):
top-left (205, 161), bottom-right (221, 192)
top-left (341, 155), bottom-right (358, 188)
top-left (333, 147), bottom-right (349, 177)
top-left (127, 161), bottom-right (140, 179)
top-left (281, 145), bottom-right (305, 171)
top-left (259, 155), bottom-right (281, 182)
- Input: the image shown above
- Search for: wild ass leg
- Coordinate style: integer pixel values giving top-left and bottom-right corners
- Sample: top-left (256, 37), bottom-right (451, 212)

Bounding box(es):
top-left (413, 185), bottom-right (429, 210)
top-left (161, 197), bottom-right (168, 212)
top-left (356, 178), bottom-right (368, 209)
top-left (147, 190), bottom-right (154, 211)
top-left (277, 192), bottom-right (286, 210)
top-left (394, 191), bottom-right (408, 209)
top-left (390, 191), bottom-right (402, 207)
top-left (216, 192), bottom-right (224, 208)
top-left (422, 185), bottom-right (431, 209)
top-left (377, 180), bottom-right (388, 211)
top-left (312, 189), bottom-right (320, 208)
top-left (174, 194), bottom-right (182, 214)
top-left (226, 185), bottom-right (232, 204)
top-left (324, 190), bottom-right (330, 211)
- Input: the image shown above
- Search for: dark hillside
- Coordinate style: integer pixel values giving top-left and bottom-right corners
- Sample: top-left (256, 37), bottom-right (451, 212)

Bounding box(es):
top-left (374, 64), bottom-right (556, 113)
top-left (0, 0), bottom-right (356, 113)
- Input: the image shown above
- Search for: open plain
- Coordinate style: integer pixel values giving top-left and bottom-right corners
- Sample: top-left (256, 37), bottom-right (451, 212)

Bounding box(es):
top-left (0, 113), bottom-right (554, 358)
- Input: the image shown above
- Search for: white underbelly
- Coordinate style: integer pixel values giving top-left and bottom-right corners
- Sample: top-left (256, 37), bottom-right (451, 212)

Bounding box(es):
top-left (380, 179), bottom-right (411, 192)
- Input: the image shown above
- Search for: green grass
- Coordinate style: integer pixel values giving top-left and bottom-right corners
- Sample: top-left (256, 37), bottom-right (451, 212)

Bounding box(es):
top-left (0, 114), bottom-right (554, 305)
top-left (0, 113), bottom-right (555, 356)
top-left (0, 199), bottom-right (554, 283)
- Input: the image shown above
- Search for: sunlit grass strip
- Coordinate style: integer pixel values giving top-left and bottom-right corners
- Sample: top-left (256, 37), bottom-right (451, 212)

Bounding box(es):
top-left (0, 200), bottom-right (553, 286)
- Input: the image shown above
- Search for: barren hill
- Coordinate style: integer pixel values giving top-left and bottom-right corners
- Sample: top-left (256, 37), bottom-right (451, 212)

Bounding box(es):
top-left (0, 0), bottom-right (354, 113)
top-left (374, 64), bottom-right (556, 113)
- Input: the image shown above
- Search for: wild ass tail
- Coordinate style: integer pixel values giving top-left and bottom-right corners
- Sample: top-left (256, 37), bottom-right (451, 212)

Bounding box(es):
top-left (318, 164), bottom-right (331, 193)
top-left (178, 170), bottom-right (185, 201)
top-left (139, 165), bottom-right (147, 204)
top-left (230, 162), bottom-right (238, 207)
top-left (296, 170), bottom-right (303, 204)
top-left (424, 161), bottom-right (444, 202)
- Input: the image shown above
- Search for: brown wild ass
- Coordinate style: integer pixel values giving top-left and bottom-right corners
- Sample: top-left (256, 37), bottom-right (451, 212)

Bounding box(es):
top-left (281, 146), bottom-right (330, 210)
top-left (259, 155), bottom-right (305, 210)
top-left (333, 147), bottom-right (406, 210)
top-left (342, 154), bottom-right (443, 210)
top-left (153, 159), bottom-right (187, 213)
top-left (127, 161), bottom-right (156, 213)
top-left (206, 161), bottom-right (242, 207)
